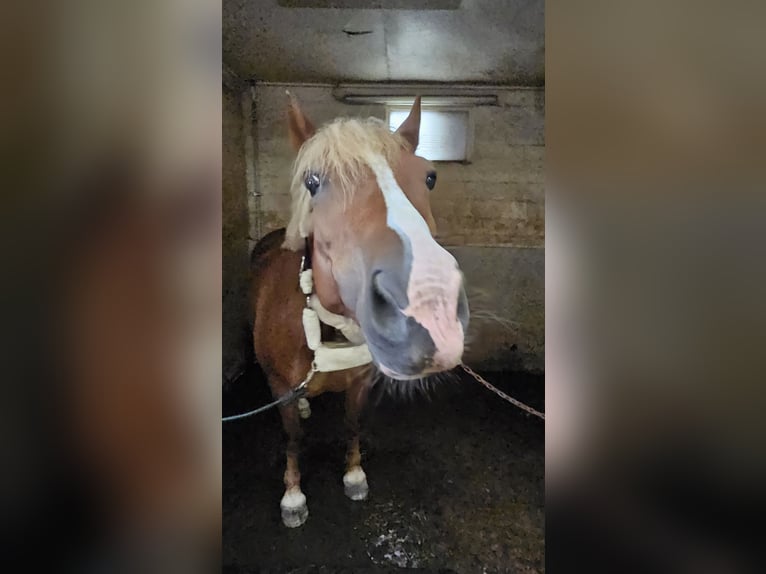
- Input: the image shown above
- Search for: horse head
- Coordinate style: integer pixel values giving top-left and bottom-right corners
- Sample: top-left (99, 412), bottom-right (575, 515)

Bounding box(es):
top-left (283, 95), bottom-right (469, 380)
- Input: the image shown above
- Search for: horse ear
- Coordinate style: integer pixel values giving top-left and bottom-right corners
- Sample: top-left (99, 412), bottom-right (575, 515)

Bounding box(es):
top-left (286, 91), bottom-right (316, 152)
top-left (395, 96), bottom-right (421, 151)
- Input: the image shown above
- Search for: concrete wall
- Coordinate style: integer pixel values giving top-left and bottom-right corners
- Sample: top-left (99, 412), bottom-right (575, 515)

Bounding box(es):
top-left (451, 245), bottom-right (543, 372)
top-left (246, 83), bottom-right (544, 372)
top-left (222, 84), bottom-right (251, 380)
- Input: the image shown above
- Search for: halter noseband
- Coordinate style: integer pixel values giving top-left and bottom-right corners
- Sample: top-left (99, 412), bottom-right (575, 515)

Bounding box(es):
top-left (299, 238), bottom-right (372, 373)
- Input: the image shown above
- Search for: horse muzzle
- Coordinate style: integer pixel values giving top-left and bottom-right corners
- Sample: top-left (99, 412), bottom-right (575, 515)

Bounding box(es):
top-left (359, 264), bottom-right (469, 379)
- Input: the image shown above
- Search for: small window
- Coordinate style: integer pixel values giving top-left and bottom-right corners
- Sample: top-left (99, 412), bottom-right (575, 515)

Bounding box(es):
top-left (387, 107), bottom-right (471, 162)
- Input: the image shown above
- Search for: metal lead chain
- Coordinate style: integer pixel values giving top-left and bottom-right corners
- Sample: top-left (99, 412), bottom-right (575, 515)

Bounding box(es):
top-left (460, 364), bottom-right (545, 421)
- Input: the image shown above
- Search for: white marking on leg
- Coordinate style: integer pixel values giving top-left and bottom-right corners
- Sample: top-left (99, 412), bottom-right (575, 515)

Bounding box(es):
top-left (343, 465), bottom-right (369, 501)
top-left (280, 487), bottom-right (309, 527)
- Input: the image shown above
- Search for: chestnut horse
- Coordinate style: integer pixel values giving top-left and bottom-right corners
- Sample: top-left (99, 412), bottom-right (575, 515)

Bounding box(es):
top-left (250, 96), bottom-right (469, 527)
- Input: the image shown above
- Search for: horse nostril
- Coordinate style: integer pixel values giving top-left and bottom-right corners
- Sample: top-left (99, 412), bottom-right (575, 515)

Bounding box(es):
top-left (371, 271), bottom-right (393, 309)
top-left (372, 271), bottom-right (386, 305)
top-left (369, 270), bottom-right (407, 340)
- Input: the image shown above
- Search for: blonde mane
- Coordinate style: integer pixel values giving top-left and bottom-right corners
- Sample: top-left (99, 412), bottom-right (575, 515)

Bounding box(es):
top-left (283, 116), bottom-right (409, 251)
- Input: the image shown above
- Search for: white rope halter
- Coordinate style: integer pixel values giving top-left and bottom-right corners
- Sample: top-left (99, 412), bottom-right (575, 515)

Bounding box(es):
top-left (299, 265), bottom-right (372, 373)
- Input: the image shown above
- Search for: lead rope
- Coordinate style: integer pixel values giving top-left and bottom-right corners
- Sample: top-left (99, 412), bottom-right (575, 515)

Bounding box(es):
top-left (460, 363), bottom-right (545, 421)
top-left (223, 363), bottom-right (545, 423)
top-left (222, 367), bottom-right (316, 422)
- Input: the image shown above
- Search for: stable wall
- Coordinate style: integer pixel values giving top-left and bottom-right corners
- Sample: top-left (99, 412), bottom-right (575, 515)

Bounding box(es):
top-left (243, 83), bottom-right (544, 372)
top-left (223, 84), bottom-right (251, 381)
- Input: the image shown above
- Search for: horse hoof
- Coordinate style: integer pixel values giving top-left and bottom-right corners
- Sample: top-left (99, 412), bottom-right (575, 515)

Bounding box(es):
top-left (280, 489), bottom-right (308, 528)
top-left (343, 466), bottom-right (369, 501)
top-left (297, 397), bottom-right (311, 419)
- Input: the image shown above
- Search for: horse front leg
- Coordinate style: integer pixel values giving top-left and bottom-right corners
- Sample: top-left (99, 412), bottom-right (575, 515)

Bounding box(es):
top-left (343, 378), bottom-right (370, 501)
top-left (277, 395), bottom-right (308, 527)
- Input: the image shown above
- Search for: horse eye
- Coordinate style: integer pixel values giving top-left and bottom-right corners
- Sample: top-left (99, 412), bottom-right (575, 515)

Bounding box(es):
top-left (425, 171), bottom-right (437, 190)
top-left (304, 173), bottom-right (321, 196)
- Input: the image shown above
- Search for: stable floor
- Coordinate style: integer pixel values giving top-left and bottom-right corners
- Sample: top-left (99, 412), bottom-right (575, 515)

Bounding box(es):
top-left (223, 367), bottom-right (544, 574)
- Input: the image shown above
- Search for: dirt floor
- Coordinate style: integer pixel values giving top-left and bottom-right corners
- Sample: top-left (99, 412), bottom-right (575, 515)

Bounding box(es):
top-left (223, 366), bottom-right (544, 574)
